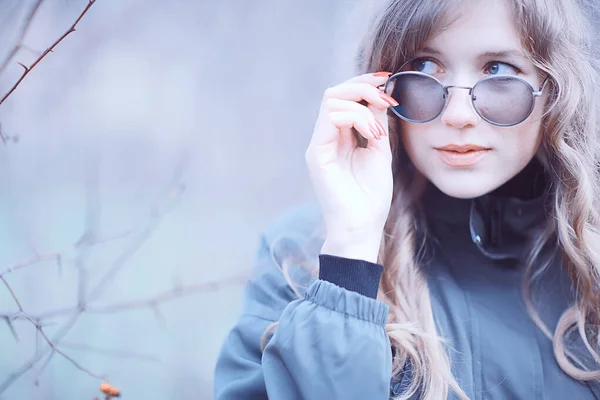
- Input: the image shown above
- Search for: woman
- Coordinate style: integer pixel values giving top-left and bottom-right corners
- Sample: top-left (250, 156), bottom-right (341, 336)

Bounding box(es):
top-left (214, 0), bottom-right (600, 398)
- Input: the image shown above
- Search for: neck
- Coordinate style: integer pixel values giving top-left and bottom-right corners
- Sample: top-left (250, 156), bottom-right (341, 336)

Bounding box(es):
top-left (489, 157), bottom-right (548, 200)
top-left (418, 158), bottom-right (551, 261)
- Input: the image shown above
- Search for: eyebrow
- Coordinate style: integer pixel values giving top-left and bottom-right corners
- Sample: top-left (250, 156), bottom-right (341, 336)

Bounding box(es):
top-left (420, 47), bottom-right (527, 61)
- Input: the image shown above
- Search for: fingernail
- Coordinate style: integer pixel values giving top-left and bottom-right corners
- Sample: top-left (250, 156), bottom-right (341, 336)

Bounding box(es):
top-left (374, 71), bottom-right (392, 77)
top-left (370, 126), bottom-right (381, 140)
top-left (379, 92), bottom-right (399, 107)
top-left (374, 120), bottom-right (387, 137)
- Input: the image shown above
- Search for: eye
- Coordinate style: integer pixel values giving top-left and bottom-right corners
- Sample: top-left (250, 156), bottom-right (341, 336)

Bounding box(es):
top-left (485, 61), bottom-right (520, 75)
top-left (407, 58), bottom-right (444, 75)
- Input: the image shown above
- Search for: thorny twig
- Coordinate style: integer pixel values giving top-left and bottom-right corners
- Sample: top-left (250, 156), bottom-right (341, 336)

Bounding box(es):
top-left (0, 2), bottom-right (249, 396)
top-left (0, 0), bottom-right (98, 106)
top-left (0, 0), bottom-right (154, 395)
top-left (0, 162), bottom-right (249, 395)
top-left (1, 274), bottom-right (250, 322)
top-left (0, 229), bottom-right (133, 281)
top-left (0, 252), bottom-right (62, 278)
top-left (0, 0), bottom-right (45, 77)
top-left (2, 269), bottom-right (108, 382)
top-left (0, 169), bottom-right (183, 394)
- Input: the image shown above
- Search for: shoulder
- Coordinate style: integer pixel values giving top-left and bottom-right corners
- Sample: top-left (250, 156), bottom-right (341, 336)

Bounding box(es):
top-left (242, 203), bottom-right (325, 321)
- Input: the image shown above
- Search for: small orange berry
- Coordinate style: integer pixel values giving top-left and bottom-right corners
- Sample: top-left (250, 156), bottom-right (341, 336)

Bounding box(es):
top-left (100, 383), bottom-right (111, 393)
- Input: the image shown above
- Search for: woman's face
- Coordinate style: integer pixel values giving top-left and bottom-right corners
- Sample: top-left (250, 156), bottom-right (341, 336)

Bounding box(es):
top-left (399, 0), bottom-right (547, 199)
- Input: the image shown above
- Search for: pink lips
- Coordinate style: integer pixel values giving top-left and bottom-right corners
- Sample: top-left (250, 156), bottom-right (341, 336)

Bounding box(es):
top-left (435, 144), bottom-right (491, 167)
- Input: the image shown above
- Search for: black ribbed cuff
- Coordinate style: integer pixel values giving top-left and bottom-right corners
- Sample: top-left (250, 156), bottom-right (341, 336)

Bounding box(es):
top-left (318, 254), bottom-right (384, 299)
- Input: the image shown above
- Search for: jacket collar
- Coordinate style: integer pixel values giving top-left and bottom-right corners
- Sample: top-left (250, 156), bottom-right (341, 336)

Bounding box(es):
top-left (420, 158), bottom-right (551, 261)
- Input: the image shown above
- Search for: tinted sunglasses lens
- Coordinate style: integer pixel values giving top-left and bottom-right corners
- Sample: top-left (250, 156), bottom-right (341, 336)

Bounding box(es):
top-left (473, 77), bottom-right (534, 126)
top-left (386, 73), bottom-right (445, 122)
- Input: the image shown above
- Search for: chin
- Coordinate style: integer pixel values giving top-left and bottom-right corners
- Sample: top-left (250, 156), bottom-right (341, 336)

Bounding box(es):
top-left (425, 171), bottom-right (506, 199)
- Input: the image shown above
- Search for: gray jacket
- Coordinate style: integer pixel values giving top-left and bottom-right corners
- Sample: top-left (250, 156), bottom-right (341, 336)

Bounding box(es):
top-left (214, 164), bottom-right (600, 399)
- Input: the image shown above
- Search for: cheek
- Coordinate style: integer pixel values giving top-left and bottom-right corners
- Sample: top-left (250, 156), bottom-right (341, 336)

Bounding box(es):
top-left (505, 111), bottom-right (545, 160)
top-left (397, 118), bottom-right (545, 198)
top-left (399, 121), bottom-right (428, 158)
top-left (398, 123), bottom-right (423, 171)
top-left (514, 124), bottom-right (543, 162)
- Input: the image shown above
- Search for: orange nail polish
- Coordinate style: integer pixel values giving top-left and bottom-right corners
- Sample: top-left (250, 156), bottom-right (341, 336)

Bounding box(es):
top-left (379, 92), bottom-right (399, 107)
top-left (374, 71), bottom-right (392, 77)
top-left (370, 125), bottom-right (381, 140)
top-left (374, 120), bottom-right (387, 137)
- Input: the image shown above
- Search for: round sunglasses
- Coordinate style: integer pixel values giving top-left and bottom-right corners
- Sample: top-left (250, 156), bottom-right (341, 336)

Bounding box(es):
top-left (381, 71), bottom-right (550, 127)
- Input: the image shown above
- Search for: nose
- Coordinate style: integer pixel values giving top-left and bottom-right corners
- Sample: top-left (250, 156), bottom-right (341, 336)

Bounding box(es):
top-left (440, 87), bottom-right (481, 129)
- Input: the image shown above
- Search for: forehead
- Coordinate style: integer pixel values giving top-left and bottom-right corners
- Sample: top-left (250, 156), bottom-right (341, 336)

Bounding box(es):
top-left (425, 0), bottom-right (524, 56)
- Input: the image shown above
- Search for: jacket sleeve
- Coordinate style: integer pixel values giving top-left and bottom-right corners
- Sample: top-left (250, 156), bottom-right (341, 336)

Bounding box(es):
top-left (213, 207), bottom-right (393, 400)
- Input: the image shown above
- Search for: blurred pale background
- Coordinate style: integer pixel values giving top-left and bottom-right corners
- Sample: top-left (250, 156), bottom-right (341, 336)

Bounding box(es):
top-left (0, 0), bottom-right (370, 398)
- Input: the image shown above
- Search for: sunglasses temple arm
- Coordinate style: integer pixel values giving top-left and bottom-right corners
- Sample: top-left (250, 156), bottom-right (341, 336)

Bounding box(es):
top-left (534, 75), bottom-right (551, 96)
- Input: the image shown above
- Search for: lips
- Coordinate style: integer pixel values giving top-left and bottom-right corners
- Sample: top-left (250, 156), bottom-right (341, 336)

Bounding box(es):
top-left (434, 144), bottom-right (492, 167)
top-left (436, 144), bottom-right (490, 152)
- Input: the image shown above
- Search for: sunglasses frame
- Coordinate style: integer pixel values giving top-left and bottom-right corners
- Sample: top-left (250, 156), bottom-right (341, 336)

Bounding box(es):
top-left (382, 71), bottom-right (550, 127)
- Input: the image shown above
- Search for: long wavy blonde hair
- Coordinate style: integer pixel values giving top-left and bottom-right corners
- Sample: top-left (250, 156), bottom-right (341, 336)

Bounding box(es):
top-left (263, 0), bottom-right (600, 398)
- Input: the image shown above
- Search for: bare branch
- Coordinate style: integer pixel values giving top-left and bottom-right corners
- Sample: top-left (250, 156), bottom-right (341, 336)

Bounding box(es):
top-left (0, 124), bottom-right (6, 145)
top-left (0, 230), bottom-right (132, 283)
top-left (86, 275), bottom-right (250, 314)
top-left (0, 0), bottom-right (98, 105)
top-left (19, 44), bottom-right (43, 57)
top-left (0, 252), bottom-right (62, 278)
top-left (0, 313), bottom-right (79, 393)
top-left (0, 168), bottom-right (188, 394)
top-left (86, 175), bottom-right (186, 305)
top-left (1, 276), bottom-right (24, 311)
top-left (34, 318), bottom-right (108, 380)
top-left (151, 303), bottom-right (166, 328)
top-left (32, 352), bottom-right (53, 387)
top-left (60, 341), bottom-right (162, 363)
top-left (4, 317), bottom-right (19, 341)
top-left (1, 273), bottom-right (250, 324)
top-left (74, 159), bottom-right (101, 305)
top-left (0, 140), bottom-right (220, 396)
top-left (0, 273), bottom-right (250, 389)
top-left (53, 347), bottom-right (107, 381)
top-left (0, 0), bottom-right (45, 76)
top-left (32, 347), bottom-right (107, 387)
top-left (0, 276), bottom-right (108, 386)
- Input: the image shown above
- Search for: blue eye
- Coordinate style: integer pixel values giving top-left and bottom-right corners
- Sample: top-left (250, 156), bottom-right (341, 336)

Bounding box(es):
top-left (486, 62), bottom-right (518, 75)
top-left (410, 58), bottom-right (443, 75)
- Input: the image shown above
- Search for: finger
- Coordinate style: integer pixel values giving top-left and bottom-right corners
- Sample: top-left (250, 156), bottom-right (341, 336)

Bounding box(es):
top-left (324, 98), bottom-right (376, 114)
top-left (328, 111), bottom-right (381, 142)
top-left (323, 98), bottom-right (386, 137)
top-left (365, 104), bottom-right (392, 155)
top-left (310, 103), bottom-right (383, 150)
top-left (323, 83), bottom-right (399, 111)
top-left (344, 71), bottom-right (393, 86)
